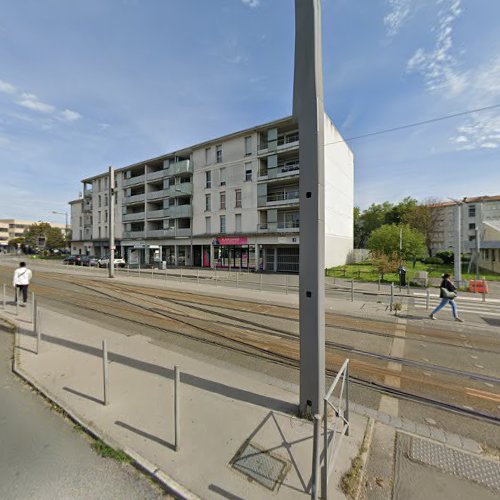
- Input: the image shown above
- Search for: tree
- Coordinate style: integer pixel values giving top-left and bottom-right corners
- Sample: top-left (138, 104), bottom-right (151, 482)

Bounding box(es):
top-left (385, 197), bottom-right (418, 225)
top-left (367, 224), bottom-right (426, 262)
top-left (371, 251), bottom-right (399, 280)
top-left (404, 198), bottom-right (442, 256)
top-left (23, 223), bottom-right (65, 251)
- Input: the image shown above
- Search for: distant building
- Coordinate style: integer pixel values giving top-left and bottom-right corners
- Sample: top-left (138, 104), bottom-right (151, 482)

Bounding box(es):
top-left (430, 195), bottom-right (500, 255)
top-left (0, 219), bottom-right (67, 249)
top-left (69, 114), bottom-right (354, 272)
top-left (480, 220), bottom-right (500, 274)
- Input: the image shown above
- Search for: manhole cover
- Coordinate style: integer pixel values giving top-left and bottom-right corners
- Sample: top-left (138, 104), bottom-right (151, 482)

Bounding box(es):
top-left (230, 441), bottom-right (290, 491)
top-left (410, 436), bottom-right (500, 492)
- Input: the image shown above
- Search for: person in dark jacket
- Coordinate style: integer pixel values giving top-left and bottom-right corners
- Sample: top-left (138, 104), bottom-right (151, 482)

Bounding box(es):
top-left (429, 273), bottom-right (463, 322)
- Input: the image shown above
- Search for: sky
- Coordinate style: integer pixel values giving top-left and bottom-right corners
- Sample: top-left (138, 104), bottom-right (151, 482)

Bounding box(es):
top-left (0, 0), bottom-right (499, 223)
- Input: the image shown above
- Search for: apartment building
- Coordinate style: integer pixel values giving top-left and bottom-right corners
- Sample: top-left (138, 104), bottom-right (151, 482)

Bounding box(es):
top-left (430, 195), bottom-right (500, 255)
top-left (70, 114), bottom-right (354, 272)
top-left (0, 219), bottom-right (66, 249)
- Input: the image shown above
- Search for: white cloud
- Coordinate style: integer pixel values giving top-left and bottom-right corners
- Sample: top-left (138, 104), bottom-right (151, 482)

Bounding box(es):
top-left (17, 92), bottom-right (56, 113)
top-left (0, 134), bottom-right (10, 147)
top-left (241, 0), bottom-right (260, 8)
top-left (384, 0), bottom-right (413, 36)
top-left (406, 0), bottom-right (464, 95)
top-left (0, 79), bottom-right (16, 94)
top-left (57, 109), bottom-right (82, 122)
top-left (451, 113), bottom-right (500, 151)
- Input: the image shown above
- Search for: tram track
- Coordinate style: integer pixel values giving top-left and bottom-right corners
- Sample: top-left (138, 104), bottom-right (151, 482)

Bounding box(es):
top-left (26, 275), bottom-right (500, 425)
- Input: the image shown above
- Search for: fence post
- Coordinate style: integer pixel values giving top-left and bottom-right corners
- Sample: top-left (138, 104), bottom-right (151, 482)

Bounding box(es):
top-left (236, 272), bottom-right (239, 289)
top-left (197, 269), bottom-right (200, 284)
top-left (407, 283), bottom-right (410, 295)
top-left (482, 288), bottom-right (486, 303)
top-left (260, 274), bottom-right (263, 291)
top-left (378, 278), bottom-right (381, 292)
top-left (138, 264), bottom-right (141, 276)
top-left (36, 310), bottom-right (41, 354)
top-left (102, 340), bottom-right (109, 406)
top-left (31, 292), bottom-right (36, 328)
top-left (174, 365), bottom-right (180, 452)
top-left (426, 288), bottom-right (430, 310)
top-left (285, 275), bottom-right (288, 295)
top-left (345, 362), bottom-right (350, 437)
top-left (390, 282), bottom-right (394, 311)
top-left (311, 414), bottom-right (321, 500)
top-left (151, 267), bottom-right (154, 278)
top-left (3, 283), bottom-right (6, 309)
top-left (180, 268), bottom-right (183, 283)
top-left (351, 279), bottom-right (354, 302)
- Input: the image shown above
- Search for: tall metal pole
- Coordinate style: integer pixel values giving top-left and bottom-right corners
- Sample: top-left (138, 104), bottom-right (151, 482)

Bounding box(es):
top-left (454, 203), bottom-right (462, 286)
top-left (108, 166), bottom-right (115, 278)
top-left (293, 0), bottom-right (325, 417)
top-left (475, 225), bottom-right (480, 281)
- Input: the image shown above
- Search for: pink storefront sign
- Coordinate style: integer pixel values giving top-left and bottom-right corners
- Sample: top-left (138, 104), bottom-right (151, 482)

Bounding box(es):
top-left (217, 237), bottom-right (248, 245)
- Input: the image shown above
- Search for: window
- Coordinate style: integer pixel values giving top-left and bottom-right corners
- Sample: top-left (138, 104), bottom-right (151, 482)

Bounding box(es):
top-left (244, 136), bottom-right (252, 156)
top-left (98, 195), bottom-right (102, 207)
top-left (205, 194), bottom-right (211, 211)
top-left (205, 217), bottom-right (211, 234)
top-left (469, 235), bottom-right (476, 241)
top-left (245, 168), bottom-right (252, 182)
top-left (468, 205), bottom-right (476, 217)
top-left (216, 145), bottom-right (222, 163)
top-left (235, 189), bottom-right (242, 208)
top-left (220, 215), bottom-right (226, 233)
top-left (220, 191), bottom-right (226, 210)
top-left (205, 147), bottom-right (211, 165)
top-left (104, 210), bottom-right (108, 222)
top-left (98, 211), bottom-right (101, 223)
top-left (220, 167), bottom-right (226, 186)
top-left (469, 223), bottom-right (476, 230)
top-left (98, 179), bottom-right (102, 191)
top-left (206, 171), bottom-right (212, 188)
top-left (98, 227), bottom-right (101, 238)
top-left (485, 249), bottom-right (489, 259)
top-left (235, 214), bottom-right (242, 232)
top-left (104, 194), bottom-right (108, 206)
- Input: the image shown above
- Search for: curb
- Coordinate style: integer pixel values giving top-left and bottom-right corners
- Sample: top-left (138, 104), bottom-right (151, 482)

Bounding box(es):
top-left (8, 316), bottom-right (200, 500)
top-left (354, 417), bottom-right (375, 500)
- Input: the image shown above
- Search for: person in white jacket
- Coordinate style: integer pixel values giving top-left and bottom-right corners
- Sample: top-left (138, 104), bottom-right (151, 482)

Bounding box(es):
top-left (13, 262), bottom-right (32, 305)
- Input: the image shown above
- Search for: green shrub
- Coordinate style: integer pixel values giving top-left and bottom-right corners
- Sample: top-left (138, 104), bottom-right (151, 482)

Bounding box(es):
top-left (435, 250), bottom-right (454, 265)
top-left (425, 257), bottom-right (444, 265)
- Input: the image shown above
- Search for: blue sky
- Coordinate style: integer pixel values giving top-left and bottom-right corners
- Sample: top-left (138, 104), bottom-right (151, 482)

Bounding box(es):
top-left (0, 0), bottom-right (499, 222)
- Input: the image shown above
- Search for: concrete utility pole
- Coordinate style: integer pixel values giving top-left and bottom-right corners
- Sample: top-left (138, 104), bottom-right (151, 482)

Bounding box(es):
top-left (108, 166), bottom-right (115, 278)
top-left (454, 202), bottom-right (462, 286)
top-left (475, 225), bottom-right (480, 281)
top-left (293, 0), bottom-right (325, 417)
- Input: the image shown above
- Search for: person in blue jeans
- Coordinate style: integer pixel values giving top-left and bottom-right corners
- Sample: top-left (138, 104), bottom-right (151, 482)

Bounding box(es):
top-left (430, 273), bottom-right (464, 322)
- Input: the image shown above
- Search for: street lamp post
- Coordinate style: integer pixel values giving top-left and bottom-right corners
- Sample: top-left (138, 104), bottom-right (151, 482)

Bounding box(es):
top-left (109, 166), bottom-right (115, 278)
top-left (52, 210), bottom-right (69, 250)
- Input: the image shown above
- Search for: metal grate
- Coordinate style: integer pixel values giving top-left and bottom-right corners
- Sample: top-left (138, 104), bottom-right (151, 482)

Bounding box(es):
top-left (410, 436), bottom-right (500, 492)
top-left (230, 441), bottom-right (290, 492)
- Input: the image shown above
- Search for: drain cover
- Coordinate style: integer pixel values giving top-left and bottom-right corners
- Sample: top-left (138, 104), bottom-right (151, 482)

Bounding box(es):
top-left (230, 441), bottom-right (290, 491)
top-left (410, 436), bottom-right (500, 492)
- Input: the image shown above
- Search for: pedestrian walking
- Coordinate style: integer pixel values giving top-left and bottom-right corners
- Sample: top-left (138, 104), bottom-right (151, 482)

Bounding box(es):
top-left (429, 273), bottom-right (463, 322)
top-left (13, 261), bottom-right (32, 306)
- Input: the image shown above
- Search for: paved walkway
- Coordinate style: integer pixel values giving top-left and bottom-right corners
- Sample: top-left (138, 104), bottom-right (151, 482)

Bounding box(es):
top-left (4, 301), bottom-right (366, 499)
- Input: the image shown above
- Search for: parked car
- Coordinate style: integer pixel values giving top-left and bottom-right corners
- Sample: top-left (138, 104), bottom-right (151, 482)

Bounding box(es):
top-left (98, 256), bottom-right (126, 268)
top-left (81, 255), bottom-right (99, 267)
top-left (63, 255), bottom-right (81, 265)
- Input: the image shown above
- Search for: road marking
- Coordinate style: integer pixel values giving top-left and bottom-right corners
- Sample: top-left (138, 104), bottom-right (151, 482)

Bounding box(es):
top-left (414, 304), bottom-right (500, 317)
top-left (413, 292), bottom-right (500, 304)
top-left (466, 387), bottom-right (500, 403)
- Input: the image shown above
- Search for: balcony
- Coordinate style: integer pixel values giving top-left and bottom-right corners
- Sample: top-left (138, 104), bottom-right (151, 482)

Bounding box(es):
top-left (147, 189), bottom-right (168, 200)
top-left (123, 212), bottom-right (145, 222)
top-left (147, 228), bottom-right (175, 238)
top-left (259, 161), bottom-right (300, 180)
top-left (258, 190), bottom-right (299, 207)
top-left (166, 205), bottom-right (192, 218)
top-left (166, 159), bottom-right (192, 176)
top-left (147, 170), bottom-right (167, 182)
top-left (123, 230), bottom-right (145, 239)
top-left (123, 174), bottom-right (146, 187)
top-left (125, 193), bottom-right (146, 203)
top-left (83, 189), bottom-right (93, 198)
top-left (167, 182), bottom-right (193, 197)
top-left (176, 228), bottom-right (192, 238)
top-left (146, 209), bottom-right (170, 219)
top-left (278, 220), bottom-right (300, 232)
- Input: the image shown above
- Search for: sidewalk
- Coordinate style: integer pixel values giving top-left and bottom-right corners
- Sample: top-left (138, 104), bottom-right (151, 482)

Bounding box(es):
top-left (5, 303), bottom-right (367, 500)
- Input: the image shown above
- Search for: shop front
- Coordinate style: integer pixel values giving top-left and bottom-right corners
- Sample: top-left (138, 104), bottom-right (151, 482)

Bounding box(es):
top-left (213, 237), bottom-right (256, 271)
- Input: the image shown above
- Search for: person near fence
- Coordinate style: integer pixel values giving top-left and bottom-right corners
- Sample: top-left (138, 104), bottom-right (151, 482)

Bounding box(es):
top-left (13, 261), bottom-right (32, 305)
top-left (429, 273), bottom-right (463, 322)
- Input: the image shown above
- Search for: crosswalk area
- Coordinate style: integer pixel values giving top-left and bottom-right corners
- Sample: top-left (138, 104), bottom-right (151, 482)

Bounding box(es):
top-left (412, 292), bottom-right (500, 318)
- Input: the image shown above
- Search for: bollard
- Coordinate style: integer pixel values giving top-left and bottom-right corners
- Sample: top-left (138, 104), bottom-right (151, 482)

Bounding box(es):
top-left (180, 268), bottom-right (183, 283)
top-left (174, 365), bottom-right (180, 451)
top-left (260, 274), bottom-right (263, 291)
top-left (36, 310), bottom-right (41, 354)
top-left (197, 269), bottom-right (200, 284)
top-left (138, 265), bottom-right (141, 276)
top-left (102, 340), bottom-right (109, 406)
top-left (3, 284), bottom-right (5, 309)
top-left (426, 288), bottom-right (430, 310)
top-left (31, 292), bottom-right (36, 327)
top-left (165, 268), bottom-right (168, 280)
top-left (151, 267), bottom-right (154, 278)
top-left (390, 282), bottom-right (394, 311)
top-left (215, 269), bottom-right (218, 287)
top-left (285, 275), bottom-right (289, 295)
top-left (351, 279), bottom-right (354, 302)
top-left (236, 272), bottom-right (239, 289)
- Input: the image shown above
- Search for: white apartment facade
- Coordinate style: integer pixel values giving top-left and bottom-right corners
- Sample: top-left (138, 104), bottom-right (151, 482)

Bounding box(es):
top-left (0, 219), bottom-right (66, 249)
top-left (70, 115), bottom-right (354, 272)
top-left (430, 195), bottom-right (500, 255)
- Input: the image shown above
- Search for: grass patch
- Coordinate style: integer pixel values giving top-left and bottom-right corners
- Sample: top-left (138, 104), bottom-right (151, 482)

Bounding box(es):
top-left (91, 439), bottom-right (131, 463)
top-left (340, 453), bottom-right (365, 499)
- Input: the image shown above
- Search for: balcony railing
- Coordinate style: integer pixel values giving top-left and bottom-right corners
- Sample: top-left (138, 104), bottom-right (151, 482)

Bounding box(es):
top-left (259, 162), bottom-right (300, 179)
top-left (125, 193), bottom-right (146, 203)
top-left (147, 190), bottom-right (168, 200)
top-left (267, 190), bottom-right (299, 203)
top-left (123, 174), bottom-right (146, 187)
top-left (123, 212), bottom-right (145, 222)
top-left (147, 170), bottom-right (167, 181)
top-left (83, 189), bottom-right (93, 198)
top-left (123, 230), bottom-right (145, 238)
top-left (166, 159), bottom-right (192, 176)
top-left (146, 209), bottom-right (170, 219)
top-left (167, 182), bottom-right (193, 197)
top-left (278, 220), bottom-right (300, 231)
top-left (166, 205), bottom-right (192, 218)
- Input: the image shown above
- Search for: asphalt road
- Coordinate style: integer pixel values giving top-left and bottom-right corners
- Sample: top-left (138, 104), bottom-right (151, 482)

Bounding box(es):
top-left (0, 320), bottom-right (169, 500)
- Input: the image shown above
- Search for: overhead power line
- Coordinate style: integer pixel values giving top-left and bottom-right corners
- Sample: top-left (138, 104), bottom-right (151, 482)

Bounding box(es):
top-left (324, 103), bottom-right (500, 147)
